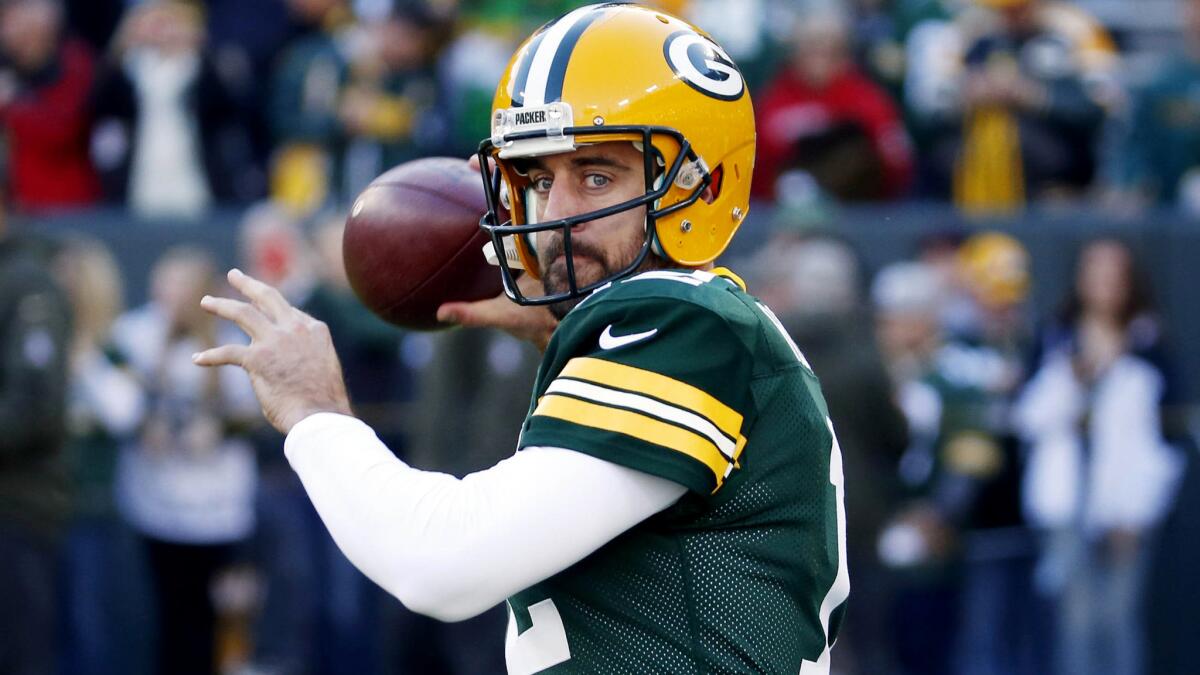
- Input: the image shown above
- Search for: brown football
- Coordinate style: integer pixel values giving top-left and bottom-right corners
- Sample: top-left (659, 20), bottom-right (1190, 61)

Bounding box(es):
top-left (343, 157), bottom-right (504, 330)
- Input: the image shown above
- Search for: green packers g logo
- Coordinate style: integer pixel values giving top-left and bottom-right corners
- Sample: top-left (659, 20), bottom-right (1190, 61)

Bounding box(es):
top-left (663, 31), bottom-right (745, 101)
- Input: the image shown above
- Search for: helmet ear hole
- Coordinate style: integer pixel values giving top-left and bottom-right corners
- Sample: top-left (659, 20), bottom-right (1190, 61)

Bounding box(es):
top-left (701, 165), bottom-right (724, 205)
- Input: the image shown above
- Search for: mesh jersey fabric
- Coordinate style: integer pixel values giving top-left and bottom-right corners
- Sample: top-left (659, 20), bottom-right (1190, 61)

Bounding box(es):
top-left (509, 268), bottom-right (849, 674)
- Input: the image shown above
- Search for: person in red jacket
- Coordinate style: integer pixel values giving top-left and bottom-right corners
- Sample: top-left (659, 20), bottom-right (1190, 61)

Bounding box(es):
top-left (0, 0), bottom-right (100, 211)
top-left (754, 9), bottom-right (913, 202)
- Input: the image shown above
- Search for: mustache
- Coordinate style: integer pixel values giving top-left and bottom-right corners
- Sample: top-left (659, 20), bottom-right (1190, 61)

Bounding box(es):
top-left (539, 232), bottom-right (606, 270)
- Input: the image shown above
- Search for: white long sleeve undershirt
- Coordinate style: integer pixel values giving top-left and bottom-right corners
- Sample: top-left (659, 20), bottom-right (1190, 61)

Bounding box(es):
top-left (284, 412), bottom-right (687, 622)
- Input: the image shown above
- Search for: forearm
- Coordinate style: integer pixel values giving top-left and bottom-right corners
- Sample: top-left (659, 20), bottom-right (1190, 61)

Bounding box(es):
top-left (285, 413), bottom-right (686, 621)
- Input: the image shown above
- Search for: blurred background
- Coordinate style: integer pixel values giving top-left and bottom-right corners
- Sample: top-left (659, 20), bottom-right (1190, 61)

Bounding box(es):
top-left (1, 0), bottom-right (1198, 673)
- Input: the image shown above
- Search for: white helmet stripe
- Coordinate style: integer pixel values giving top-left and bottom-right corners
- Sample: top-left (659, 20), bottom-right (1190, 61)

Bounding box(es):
top-left (521, 5), bottom-right (604, 107)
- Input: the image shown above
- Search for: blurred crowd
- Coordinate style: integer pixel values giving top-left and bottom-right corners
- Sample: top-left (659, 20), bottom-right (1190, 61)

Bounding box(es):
top-left (2, 0), bottom-right (1200, 674)
top-left (748, 226), bottom-right (1192, 675)
top-left (0, 0), bottom-right (1198, 217)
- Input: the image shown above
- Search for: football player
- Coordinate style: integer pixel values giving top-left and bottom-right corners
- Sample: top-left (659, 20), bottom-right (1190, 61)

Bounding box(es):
top-left (195, 4), bottom-right (849, 673)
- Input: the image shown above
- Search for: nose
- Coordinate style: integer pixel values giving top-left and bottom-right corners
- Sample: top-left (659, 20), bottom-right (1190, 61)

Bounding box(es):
top-left (541, 180), bottom-right (588, 231)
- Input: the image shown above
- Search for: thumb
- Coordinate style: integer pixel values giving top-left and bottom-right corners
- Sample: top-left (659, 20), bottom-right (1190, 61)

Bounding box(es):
top-left (439, 298), bottom-right (512, 329)
top-left (436, 302), bottom-right (468, 325)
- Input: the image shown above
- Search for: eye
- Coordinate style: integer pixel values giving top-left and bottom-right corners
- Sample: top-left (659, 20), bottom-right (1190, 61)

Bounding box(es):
top-left (585, 174), bottom-right (610, 188)
top-left (531, 176), bottom-right (553, 193)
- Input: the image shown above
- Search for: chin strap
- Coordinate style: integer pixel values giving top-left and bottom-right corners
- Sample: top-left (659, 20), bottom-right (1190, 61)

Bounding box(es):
top-left (648, 171), bottom-right (667, 260)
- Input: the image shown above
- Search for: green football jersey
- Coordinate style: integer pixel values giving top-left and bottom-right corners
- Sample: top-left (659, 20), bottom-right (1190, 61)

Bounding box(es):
top-left (507, 268), bottom-right (849, 674)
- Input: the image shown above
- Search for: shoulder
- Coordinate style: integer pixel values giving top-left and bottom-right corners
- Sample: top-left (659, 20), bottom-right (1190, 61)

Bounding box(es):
top-left (525, 269), bottom-right (765, 495)
top-left (575, 268), bottom-right (757, 326)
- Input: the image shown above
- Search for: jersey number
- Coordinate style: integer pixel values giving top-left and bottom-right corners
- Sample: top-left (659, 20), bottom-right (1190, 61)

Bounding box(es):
top-left (506, 598), bottom-right (571, 674)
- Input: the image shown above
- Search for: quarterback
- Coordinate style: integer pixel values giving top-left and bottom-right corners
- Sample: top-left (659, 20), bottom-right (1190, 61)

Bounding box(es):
top-left (195, 4), bottom-right (849, 673)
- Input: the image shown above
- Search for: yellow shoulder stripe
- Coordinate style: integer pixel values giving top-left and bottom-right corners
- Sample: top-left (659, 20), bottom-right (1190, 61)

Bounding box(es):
top-left (533, 394), bottom-right (730, 489)
top-left (711, 266), bottom-right (747, 291)
top-left (560, 357), bottom-right (744, 441)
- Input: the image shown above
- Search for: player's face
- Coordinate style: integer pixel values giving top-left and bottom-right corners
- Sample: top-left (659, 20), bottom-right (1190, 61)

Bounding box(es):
top-left (525, 142), bottom-right (657, 316)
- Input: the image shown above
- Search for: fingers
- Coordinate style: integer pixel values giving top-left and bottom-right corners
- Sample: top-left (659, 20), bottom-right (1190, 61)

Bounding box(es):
top-left (438, 297), bottom-right (557, 352)
top-left (227, 268), bottom-right (293, 322)
top-left (466, 154), bottom-right (498, 174)
top-left (199, 295), bottom-right (271, 339)
top-left (437, 294), bottom-right (522, 330)
top-left (436, 300), bottom-right (490, 327)
top-left (192, 343), bottom-right (249, 367)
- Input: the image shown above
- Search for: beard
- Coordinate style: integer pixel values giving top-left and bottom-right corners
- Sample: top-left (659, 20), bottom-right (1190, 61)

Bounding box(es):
top-left (539, 229), bottom-right (667, 320)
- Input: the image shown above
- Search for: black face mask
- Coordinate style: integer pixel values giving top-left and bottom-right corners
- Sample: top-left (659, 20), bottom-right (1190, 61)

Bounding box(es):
top-left (476, 124), bottom-right (711, 307)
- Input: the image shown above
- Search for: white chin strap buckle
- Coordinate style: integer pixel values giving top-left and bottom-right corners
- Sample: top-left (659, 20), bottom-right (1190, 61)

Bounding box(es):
top-left (482, 238), bottom-right (527, 270)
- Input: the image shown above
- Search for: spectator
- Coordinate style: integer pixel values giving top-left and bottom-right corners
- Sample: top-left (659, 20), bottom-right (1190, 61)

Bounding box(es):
top-left (91, 0), bottom-right (258, 218)
top-left (205, 0), bottom-right (298, 185)
top-left (874, 241), bottom-right (1039, 675)
top-left (0, 0), bottom-right (100, 211)
top-left (111, 247), bottom-right (259, 675)
top-left (268, 0), bottom-right (355, 214)
top-left (1102, 0), bottom-right (1200, 215)
top-left (951, 231), bottom-right (1033, 377)
top-left (0, 199), bottom-right (72, 675)
top-left (52, 236), bottom-right (150, 675)
top-left (906, 0), bottom-right (1118, 211)
top-left (436, 16), bottom-right (517, 157)
top-left (338, 5), bottom-right (443, 197)
top-left (237, 201), bottom-right (317, 304)
top-left (1015, 238), bottom-right (1183, 675)
top-left (754, 6), bottom-right (913, 201)
top-left (949, 231), bottom-right (1042, 675)
top-left (856, 0), bottom-right (953, 100)
top-left (914, 229), bottom-right (977, 339)
top-left (686, 0), bottom-right (784, 93)
top-left (871, 260), bottom-right (962, 675)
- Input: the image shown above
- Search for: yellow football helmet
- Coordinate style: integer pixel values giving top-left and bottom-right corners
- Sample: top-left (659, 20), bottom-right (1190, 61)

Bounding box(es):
top-left (477, 3), bottom-right (755, 305)
top-left (958, 231), bottom-right (1030, 308)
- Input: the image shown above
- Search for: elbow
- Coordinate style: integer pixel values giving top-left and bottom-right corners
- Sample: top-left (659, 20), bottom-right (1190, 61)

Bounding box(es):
top-left (381, 553), bottom-right (505, 623)
top-left (390, 577), bottom-right (499, 623)
top-left (402, 589), bottom-right (494, 623)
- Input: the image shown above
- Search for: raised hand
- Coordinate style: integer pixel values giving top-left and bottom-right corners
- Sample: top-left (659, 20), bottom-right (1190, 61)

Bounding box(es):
top-left (193, 268), bottom-right (353, 434)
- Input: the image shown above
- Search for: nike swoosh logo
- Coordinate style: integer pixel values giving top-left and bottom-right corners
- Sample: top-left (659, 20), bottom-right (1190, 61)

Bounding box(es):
top-left (599, 325), bottom-right (658, 350)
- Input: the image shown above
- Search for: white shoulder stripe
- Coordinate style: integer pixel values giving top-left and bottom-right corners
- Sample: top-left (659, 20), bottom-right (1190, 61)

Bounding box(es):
top-left (546, 378), bottom-right (736, 460)
top-left (625, 270), bottom-right (705, 286)
top-left (755, 301), bottom-right (813, 370)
